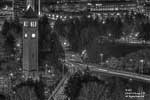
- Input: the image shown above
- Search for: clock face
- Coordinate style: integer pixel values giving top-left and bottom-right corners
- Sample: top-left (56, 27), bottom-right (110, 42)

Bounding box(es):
top-left (31, 33), bottom-right (36, 38)
top-left (24, 33), bottom-right (28, 38)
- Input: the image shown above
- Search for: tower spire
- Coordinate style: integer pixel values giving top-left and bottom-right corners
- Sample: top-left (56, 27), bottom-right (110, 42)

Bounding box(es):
top-left (27, 0), bottom-right (35, 11)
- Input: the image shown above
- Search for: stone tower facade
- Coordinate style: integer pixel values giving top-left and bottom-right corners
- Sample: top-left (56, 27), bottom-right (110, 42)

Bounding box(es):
top-left (21, 6), bottom-right (38, 80)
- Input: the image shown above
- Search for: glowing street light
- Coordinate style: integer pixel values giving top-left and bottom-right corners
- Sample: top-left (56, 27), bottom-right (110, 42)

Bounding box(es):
top-left (56, 15), bottom-right (59, 18)
top-left (139, 59), bottom-right (144, 74)
top-left (60, 16), bottom-right (63, 19)
top-left (16, 57), bottom-right (20, 61)
top-left (9, 73), bottom-right (13, 78)
top-left (100, 53), bottom-right (104, 65)
top-left (19, 68), bottom-right (22, 71)
top-left (45, 64), bottom-right (48, 74)
top-left (102, 20), bottom-right (105, 24)
top-left (64, 42), bottom-right (67, 46)
top-left (129, 59), bottom-right (133, 62)
top-left (106, 60), bottom-right (109, 63)
top-left (64, 16), bottom-right (67, 19)
top-left (16, 43), bottom-right (20, 47)
top-left (69, 16), bottom-right (73, 19)
top-left (48, 70), bottom-right (51, 73)
top-left (129, 78), bottom-right (133, 82)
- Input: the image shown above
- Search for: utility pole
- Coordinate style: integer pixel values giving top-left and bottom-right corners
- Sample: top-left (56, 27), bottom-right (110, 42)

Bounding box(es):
top-left (38, 0), bottom-right (41, 16)
top-left (12, 0), bottom-right (14, 19)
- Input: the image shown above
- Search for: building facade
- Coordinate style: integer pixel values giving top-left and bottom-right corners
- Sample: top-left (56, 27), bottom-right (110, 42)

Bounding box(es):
top-left (0, 0), bottom-right (14, 18)
top-left (14, 0), bottom-right (39, 17)
top-left (22, 6), bottom-right (39, 80)
top-left (89, 1), bottom-right (137, 13)
top-left (14, 0), bottom-right (26, 17)
top-left (144, 0), bottom-right (150, 16)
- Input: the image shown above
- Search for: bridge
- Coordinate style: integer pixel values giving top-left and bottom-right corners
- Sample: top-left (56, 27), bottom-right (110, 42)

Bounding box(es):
top-left (47, 50), bottom-right (150, 100)
top-left (66, 61), bottom-right (150, 83)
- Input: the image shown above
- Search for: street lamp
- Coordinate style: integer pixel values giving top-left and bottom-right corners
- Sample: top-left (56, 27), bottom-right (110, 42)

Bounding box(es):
top-left (100, 53), bottom-right (104, 65)
top-left (45, 64), bottom-right (48, 74)
top-left (129, 58), bottom-right (133, 62)
top-left (16, 43), bottom-right (20, 47)
top-left (19, 68), bottom-right (22, 72)
top-left (105, 60), bottom-right (109, 63)
top-left (48, 69), bottom-right (51, 73)
top-left (129, 78), bottom-right (133, 82)
top-left (62, 59), bottom-right (65, 77)
top-left (139, 59), bottom-right (144, 74)
top-left (9, 72), bottom-right (14, 97)
top-left (22, 75), bottom-right (25, 79)
top-left (81, 49), bottom-right (87, 63)
top-left (108, 33), bottom-right (112, 37)
top-left (10, 73), bottom-right (13, 77)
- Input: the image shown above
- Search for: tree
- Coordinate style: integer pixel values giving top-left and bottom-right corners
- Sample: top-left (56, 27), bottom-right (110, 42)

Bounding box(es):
top-left (64, 72), bottom-right (82, 100)
top-left (64, 71), bottom-right (104, 100)
top-left (0, 95), bottom-right (6, 100)
top-left (106, 57), bottom-right (122, 69)
top-left (122, 49), bottom-right (150, 74)
top-left (80, 26), bottom-right (99, 50)
top-left (15, 86), bottom-right (38, 100)
top-left (34, 80), bottom-right (45, 100)
top-left (38, 15), bottom-right (65, 73)
top-left (38, 15), bottom-right (52, 69)
top-left (77, 82), bottom-right (107, 100)
top-left (14, 79), bottom-right (45, 100)
top-left (113, 17), bottom-right (123, 39)
top-left (54, 18), bottom-right (66, 37)
top-left (3, 34), bottom-right (15, 55)
top-left (0, 18), bottom-right (23, 74)
top-left (138, 22), bottom-right (150, 41)
top-left (1, 19), bottom-right (10, 36)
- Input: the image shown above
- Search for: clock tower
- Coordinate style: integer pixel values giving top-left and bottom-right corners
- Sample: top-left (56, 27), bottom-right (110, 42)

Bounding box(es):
top-left (21, 6), bottom-right (38, 80)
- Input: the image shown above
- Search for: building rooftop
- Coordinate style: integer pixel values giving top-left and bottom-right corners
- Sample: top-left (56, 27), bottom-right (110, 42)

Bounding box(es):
top-left (23, 6), bottom-right (38, 18)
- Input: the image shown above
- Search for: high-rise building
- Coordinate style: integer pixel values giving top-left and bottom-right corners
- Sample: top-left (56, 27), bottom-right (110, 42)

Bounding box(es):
top-left (144, 0), bottom-right (150, 16)
top-left (14, 0), bottom-right (40, 17)
top-left (0, 0), bottom-right (14, 18)
top-left (21, 6), bottom-right (39, 80)
top-left (87, 0), bottom-right (137, 17)
top-left (14, 0), bottom-right (26, 17)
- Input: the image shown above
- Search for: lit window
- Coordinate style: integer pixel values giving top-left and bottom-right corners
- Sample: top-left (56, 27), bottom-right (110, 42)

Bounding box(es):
top-left (32, 33), bottom-right (36, 38)
top-left (24, 33), bottom-right (28, 38)
top-left (24, 21), bottom-right (28, 27)
top-left (30, 22), bottom-right (37, 27)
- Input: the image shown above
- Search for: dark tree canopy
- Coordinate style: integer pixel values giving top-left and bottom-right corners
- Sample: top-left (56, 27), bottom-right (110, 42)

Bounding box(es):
top-left (38, 15), bottom-right (65, 73)
top-left (14, 79), bottom-right (45, 100)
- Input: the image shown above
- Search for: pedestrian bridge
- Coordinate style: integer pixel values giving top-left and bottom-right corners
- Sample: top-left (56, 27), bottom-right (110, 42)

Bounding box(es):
top-left (66, 61), bottom-right (150, 83)
top-left (47, 60), bottom-right (150, 100)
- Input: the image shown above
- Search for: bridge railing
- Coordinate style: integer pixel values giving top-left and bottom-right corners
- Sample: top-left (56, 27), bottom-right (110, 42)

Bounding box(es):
top-left (47, 72), bottom-right (71, 100)
top-left (72, 62), bottom-right (150, 82)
